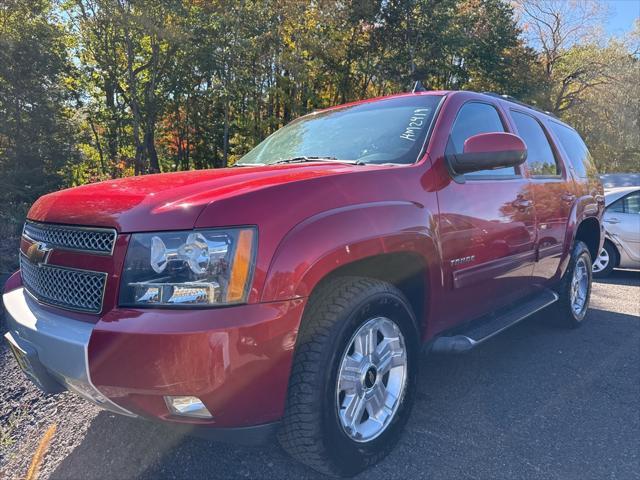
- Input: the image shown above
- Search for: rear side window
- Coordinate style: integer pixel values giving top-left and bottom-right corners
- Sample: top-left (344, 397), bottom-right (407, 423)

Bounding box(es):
top-left (511, 111), bottom-right (560, 176)
top-left (609, 192), bottom-right (640, 214)
top-left (627, 192), bottom-right (640, 214)
top-left (448, 102), bottom-right (515, 176)
top-left (608, 199), bottom-right (624, 213)
top-left (548, 122), bottom-right (596, 178)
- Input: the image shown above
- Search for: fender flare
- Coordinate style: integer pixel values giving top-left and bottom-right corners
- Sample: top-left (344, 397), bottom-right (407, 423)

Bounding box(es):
top-left (557, 195), bottom-right (601, 279)
top-left (261, 201), bottom-right (440, 303)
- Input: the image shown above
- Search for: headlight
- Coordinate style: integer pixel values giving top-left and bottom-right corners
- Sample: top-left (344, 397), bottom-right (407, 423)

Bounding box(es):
top-left (119, 227), bottom-right (256, 307)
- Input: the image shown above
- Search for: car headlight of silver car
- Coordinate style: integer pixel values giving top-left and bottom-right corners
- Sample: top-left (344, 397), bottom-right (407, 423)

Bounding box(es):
top-left (119, 227), bottom-right (257, 307)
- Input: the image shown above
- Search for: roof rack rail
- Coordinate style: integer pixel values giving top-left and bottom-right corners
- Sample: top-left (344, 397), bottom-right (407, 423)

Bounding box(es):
top-left (482, 92), bottom-right (557, 118)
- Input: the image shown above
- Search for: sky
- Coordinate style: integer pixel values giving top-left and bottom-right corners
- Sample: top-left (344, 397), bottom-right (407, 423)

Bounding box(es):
top-left (603, 0), bottom-right (639, 36)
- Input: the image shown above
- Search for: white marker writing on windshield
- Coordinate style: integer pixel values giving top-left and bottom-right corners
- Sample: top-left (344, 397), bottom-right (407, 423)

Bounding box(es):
top-left (400, 108), bottom-right (431, 141)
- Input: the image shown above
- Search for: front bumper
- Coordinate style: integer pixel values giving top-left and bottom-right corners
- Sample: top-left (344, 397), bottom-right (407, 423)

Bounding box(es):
top-left (3, 288), bottom-right (135, 416)
top-left (3, 285), bottom-right (306, 431)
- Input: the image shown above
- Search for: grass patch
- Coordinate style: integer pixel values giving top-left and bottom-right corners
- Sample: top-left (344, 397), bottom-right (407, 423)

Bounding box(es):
top-left (0, 408), bottom-right (28, 449)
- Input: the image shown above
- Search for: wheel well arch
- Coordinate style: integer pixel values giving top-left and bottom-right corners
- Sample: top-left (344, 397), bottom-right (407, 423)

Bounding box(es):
top-left (309, 252), bottom-right (429, 336)
top-left (574, 217), bottom-right (600, 260)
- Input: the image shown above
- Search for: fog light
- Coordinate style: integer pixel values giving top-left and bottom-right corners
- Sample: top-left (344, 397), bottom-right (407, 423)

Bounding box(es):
top-left (164, 396), bottom-right (212, 419)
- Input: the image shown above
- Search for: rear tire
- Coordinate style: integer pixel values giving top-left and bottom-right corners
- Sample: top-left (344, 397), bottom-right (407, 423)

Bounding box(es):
top-left (551, 240), bottom-right (593, 328)
top-left (278, 276), bottom-right (419, 477)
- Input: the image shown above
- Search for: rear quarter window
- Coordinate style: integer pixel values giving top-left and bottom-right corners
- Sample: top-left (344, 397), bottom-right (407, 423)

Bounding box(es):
top-left (548, 122), bottom-right (597, 178)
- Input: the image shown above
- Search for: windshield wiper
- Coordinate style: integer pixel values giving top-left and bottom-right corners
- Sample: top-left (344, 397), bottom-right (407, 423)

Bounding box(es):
top-left (234, 156), bottom-right (365, 167)
top-left (271, 156), bottom-right (363, 165)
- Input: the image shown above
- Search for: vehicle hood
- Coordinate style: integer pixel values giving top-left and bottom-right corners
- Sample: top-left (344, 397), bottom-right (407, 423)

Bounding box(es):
top-left (27, 163), bottom-right (364, 232)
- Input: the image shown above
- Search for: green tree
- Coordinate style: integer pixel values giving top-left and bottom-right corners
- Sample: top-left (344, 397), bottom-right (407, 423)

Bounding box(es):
top-left (0, 0), bottom-right (81, 271)
top-left (0, 0), bottom-right (79, 204)
top-left (515, 0), bottom-right (608, 113)
top-left (561, 41), bottom-right (640, 173)
top-left (71, 0), bottom-right (188, 174)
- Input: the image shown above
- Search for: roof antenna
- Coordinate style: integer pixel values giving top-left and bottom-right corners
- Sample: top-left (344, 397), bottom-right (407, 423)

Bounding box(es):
top-left (412, 80), bottom-right (428, 93)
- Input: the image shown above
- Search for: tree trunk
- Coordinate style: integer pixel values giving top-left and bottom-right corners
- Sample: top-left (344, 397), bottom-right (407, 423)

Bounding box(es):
top-left (222, 100), bottom-right (229, 168)
top-left (122, 15), bottom-right (145, 175)
top-left (145, 126), bottom-right (160, 173)
top-left (88, 116), bottom-right (106, 175)
top-left (130, 101), bottom-right (144, 175)
top-left (134, 142), bottom-right (145, 175)
top-left (105, 79), bottom-right (119, 168)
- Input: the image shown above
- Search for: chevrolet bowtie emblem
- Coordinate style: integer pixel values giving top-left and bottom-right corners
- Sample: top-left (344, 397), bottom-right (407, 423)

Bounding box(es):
top-left (26, 241), bottom-right (52, 265)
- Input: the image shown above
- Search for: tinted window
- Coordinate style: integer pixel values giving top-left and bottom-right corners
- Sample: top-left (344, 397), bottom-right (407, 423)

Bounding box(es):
top-left (511, 111), bottom-right (560, 176)
top-left (626, 192), bottom-right (640, 214)
top-left (448, 102), bottom-right (515, 176)
top-left (238, 95), bottom-right (442, 165)
top-left (608, 198), bottom-right (625, 213)
top-left (549, 122), bottom-right (596, 178)
top-left (609, 192), bottom-right (640, 214)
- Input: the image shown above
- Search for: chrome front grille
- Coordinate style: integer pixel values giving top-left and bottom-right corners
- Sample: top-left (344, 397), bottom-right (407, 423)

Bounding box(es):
top-left (20, 255), bottom-right (107, 314)
top-left (23, 221), bottom-right (116, 254)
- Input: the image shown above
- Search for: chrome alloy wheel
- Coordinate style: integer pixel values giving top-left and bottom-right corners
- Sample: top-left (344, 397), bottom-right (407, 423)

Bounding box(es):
top-left (592, 247), bottom-right (610, 273)
top-left (336, 317), bottom-right (407, 443)
top-left (570, 257), bottom-right (589, 316)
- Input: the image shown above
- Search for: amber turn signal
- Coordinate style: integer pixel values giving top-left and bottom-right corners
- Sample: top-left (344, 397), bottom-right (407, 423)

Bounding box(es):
top-left (226, 228), bottom-right (255, 303)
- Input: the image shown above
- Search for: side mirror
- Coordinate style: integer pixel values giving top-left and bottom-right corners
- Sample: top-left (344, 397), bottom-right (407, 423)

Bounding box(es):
top-left (447, 132), bottom-right (527, 175)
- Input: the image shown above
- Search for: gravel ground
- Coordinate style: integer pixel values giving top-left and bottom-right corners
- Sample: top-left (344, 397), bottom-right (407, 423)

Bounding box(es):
top-left (1, 271), bottom-right (638, 480)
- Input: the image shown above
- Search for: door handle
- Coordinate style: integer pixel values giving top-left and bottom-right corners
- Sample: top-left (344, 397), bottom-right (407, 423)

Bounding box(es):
top-left (512, 198), bottom-right (533, 211)
top-left (605, 218), bottom-right (620, 224)
top-left (561, 193), bottom-right (576, 203)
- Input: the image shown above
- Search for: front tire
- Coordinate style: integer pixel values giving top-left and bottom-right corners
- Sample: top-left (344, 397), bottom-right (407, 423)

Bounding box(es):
top-left (551, 240), bottom-right (593, 328)
top-left (278, 276), bottom-right (419, 477)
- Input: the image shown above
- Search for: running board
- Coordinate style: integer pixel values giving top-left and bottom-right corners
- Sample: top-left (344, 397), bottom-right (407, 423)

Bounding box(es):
top-left (430, 289), bottom-right (559, 354)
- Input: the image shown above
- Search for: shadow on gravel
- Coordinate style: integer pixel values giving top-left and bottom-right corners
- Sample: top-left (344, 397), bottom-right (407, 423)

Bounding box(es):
top-left (50, 298), bottom-right (640, 480)
top-left (593, 269), bottom-right (640, 287)
top-left (49, 413), bottom-right (313, 480)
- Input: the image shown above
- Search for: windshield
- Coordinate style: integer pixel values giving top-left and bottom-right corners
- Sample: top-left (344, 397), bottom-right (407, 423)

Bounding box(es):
top-left (238, 95), bottom-right (443, 166)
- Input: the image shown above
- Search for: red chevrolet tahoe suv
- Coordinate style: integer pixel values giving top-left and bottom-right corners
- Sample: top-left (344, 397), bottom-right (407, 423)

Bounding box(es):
top-left (3, 90), bottom-right (604, 476)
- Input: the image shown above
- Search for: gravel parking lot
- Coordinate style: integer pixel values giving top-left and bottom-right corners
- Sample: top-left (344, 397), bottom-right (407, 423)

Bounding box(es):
top-left (1, 271), bottom-right (638, 480)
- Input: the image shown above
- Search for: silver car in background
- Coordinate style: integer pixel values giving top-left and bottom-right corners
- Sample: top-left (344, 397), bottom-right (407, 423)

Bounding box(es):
top-left (592, 186), bottom-right (640, 277)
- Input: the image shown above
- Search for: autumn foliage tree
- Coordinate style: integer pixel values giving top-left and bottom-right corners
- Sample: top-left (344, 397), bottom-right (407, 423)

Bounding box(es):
top-left (0, 0), bottom-right (638, 233)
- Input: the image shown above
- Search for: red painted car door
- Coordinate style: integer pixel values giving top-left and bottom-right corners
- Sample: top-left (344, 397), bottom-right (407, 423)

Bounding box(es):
top-left (431, 98), bottom-right (536, 330)
top-left (509, 110), bottom-right (573, 283)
